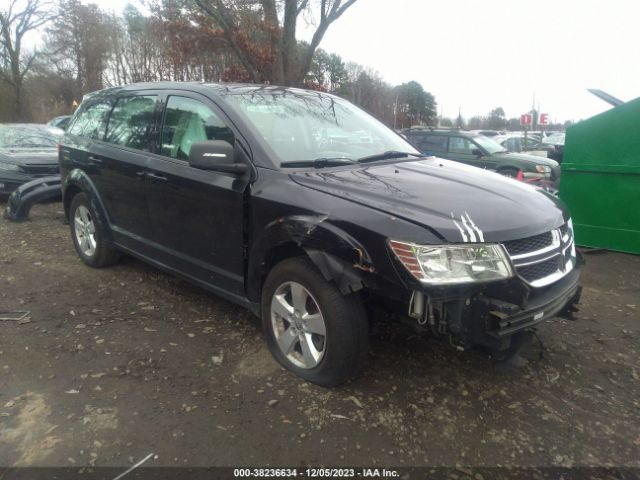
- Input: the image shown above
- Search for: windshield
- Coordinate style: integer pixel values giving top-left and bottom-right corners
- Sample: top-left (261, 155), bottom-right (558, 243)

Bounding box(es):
top-left (473, 135), bottom-right (508, 154)
top-left (223, 90), bottom-right (419, 165)
top-left (0, 124), bottom-right (63, 148)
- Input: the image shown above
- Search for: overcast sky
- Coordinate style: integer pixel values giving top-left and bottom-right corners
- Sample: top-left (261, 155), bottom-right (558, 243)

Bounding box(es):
top-left (66, 0), bottom-right (640, 122)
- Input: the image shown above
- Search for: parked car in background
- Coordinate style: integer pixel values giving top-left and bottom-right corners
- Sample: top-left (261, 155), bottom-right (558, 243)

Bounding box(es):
top-left (541, 133), bottom-right (565, 162)
top-left (47, 115), bottom-right (72, 130)
top-left (492, 133), bottom-right (554, 157)
top-left (0, 124), bottom-right (63, 196)
top-left (401, 128), bottom-right (561, 186)
top-left (468, 129), bottom-right (502, 137)
top-left (59, 82), bottom-right (582, 386)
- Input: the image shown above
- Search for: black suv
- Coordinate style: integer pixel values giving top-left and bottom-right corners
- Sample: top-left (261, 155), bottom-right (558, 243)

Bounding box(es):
top-left (60, 83), bottom-right (582, 386)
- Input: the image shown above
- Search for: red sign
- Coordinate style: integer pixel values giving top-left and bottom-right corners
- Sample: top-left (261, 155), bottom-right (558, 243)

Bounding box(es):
top-left (520, 114), bottom-right (533, 126)
top-left (538, 113), bottom-right (549, 126)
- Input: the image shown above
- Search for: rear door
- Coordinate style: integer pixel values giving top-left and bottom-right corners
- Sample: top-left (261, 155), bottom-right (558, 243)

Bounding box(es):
top-left (415, 134), bottom-right (449, 157)
top-left (143, 92), bottom-right (249, 296)
top-left (90, 93), bottom-right (161, 250)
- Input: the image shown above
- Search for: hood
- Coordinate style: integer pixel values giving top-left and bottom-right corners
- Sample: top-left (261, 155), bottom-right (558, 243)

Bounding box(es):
top-left (0, 148), bottom-right (58, 166)
top-left (290, 158), bottom-right (568, 243)
top-left (494, 151), bottom-right (558, 167)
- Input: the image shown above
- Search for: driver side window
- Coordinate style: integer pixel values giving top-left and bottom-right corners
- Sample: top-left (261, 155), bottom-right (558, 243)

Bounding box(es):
top-left (161, 96), bottom-right (234, 160)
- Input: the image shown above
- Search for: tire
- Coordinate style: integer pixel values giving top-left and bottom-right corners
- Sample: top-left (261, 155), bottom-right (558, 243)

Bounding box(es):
top-left (69, 192), bottom-right (119, 268)
top-left (261, 257), bottom-right (369, 387)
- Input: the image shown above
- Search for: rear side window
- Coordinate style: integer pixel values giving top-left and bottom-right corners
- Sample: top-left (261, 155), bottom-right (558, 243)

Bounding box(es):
top-left (418, 135), bottom-right (448, 153)
top-left (105, 95), bottom-right (157, 150)
top-left (161, 96), bottom-right (235, 160)
top-left (67, 100), bottom-right (112, 139)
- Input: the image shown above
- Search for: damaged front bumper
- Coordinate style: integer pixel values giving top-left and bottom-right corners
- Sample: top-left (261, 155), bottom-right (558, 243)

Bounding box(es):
top-left (404, 252), bottom-right (584, 353)
top-left (4, 175), bottom-right (61, 222)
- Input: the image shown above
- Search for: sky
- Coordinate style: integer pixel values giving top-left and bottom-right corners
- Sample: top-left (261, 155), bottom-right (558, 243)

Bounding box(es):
top-left (42, 0), bottom-right (640, 122)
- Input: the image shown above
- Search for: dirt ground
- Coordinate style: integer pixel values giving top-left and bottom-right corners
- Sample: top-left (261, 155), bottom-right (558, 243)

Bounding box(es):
top-left (1, 202), bottom-right (639, 471)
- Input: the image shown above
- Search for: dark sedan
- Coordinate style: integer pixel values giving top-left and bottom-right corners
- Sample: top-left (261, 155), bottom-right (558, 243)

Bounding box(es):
top-left (0, 124), bottom-right (63, 195)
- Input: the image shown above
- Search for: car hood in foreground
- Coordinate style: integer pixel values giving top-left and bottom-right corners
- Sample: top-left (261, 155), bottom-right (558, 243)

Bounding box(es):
top-left (290, 158), bottom-right (568, 243)
top-left (0, 148), bottom-right (59, 166)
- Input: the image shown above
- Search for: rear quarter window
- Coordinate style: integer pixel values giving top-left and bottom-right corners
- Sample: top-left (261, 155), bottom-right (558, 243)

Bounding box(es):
top-left (67, 100), bottom-right (113, 139)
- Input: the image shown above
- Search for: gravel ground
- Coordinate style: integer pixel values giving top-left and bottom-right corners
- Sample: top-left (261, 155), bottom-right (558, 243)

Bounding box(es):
top-left (0, 202), bottom-right (639, 471)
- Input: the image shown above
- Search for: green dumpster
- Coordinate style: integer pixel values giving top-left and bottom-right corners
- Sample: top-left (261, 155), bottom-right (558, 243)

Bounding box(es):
top-left (560, 96), bottom-right (640, 254)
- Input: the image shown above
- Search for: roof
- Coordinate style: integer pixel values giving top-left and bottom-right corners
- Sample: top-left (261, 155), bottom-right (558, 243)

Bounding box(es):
top-left (84, 81), bottom-right (339, 102)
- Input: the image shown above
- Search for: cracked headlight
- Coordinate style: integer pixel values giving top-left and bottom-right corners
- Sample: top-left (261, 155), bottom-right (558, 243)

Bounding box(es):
top-left (389, 241), bottom-right (514, 285)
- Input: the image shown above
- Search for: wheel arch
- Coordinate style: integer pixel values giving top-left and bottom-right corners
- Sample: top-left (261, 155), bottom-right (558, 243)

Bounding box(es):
top-left (248, 215), bottom-right (374, 304)
top-left (62, 169), bottom-right (112, 241)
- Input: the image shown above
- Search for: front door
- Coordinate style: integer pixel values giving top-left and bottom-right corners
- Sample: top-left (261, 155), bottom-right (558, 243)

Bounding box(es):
top-left (143, 93), bottom-right (249, 296)
top-left (447, 136), bottom-right (486, 168)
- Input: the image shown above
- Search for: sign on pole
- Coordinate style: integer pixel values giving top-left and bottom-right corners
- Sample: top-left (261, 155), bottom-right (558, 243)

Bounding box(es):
top-left (520, 113), bottom-right (533, 126)
top-left (538, 113), bottom-right (549, 126)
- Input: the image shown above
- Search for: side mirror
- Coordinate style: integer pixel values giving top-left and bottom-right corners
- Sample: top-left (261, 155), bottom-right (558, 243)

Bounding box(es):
top-left (471, 148), bottom-right (483, 157)
top-left (189, 140), bottom-right (248, 175)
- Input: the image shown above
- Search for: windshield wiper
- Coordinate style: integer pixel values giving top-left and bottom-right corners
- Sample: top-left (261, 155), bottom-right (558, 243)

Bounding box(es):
top-left (357, 151), bottom-right (428, 163)
top-left (280, 157), bottom-right (356, 169)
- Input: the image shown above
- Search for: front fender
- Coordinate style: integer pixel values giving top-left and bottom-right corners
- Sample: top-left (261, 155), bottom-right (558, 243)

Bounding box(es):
top-left (248, 214), bottom-right (376, 302)
top-left (62, 169), bottom-right (112, 240)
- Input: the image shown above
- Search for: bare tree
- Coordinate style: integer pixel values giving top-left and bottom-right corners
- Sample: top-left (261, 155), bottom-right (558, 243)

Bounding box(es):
top-left (45, 0), bottom-right (113, 96)
top-left (0, 0), bottom-right (51, 120)
top-left (192, 0), bottom-right (358, 86)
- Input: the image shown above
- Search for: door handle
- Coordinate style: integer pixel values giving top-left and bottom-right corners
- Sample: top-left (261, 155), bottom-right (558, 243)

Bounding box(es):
top-left (87, 155), bottom-right (103, 164)
top-left (146, 172), bottom-right (167, 182)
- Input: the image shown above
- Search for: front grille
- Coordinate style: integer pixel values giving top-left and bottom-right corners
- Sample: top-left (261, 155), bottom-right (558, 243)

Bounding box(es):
top-left (503, 231), bottom-right (553, 256)
top-left (20, 164), bottom-right (59, 176)
top-left (503, 223), bottom-right (575, 288)
top-left (517, 257), bottom-right (561, 283)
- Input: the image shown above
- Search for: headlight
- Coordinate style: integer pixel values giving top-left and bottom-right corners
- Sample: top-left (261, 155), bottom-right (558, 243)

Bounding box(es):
top-left (535, 165), bottom-right (551, 173)
top-left (389, 240), bottom-right (513, 285)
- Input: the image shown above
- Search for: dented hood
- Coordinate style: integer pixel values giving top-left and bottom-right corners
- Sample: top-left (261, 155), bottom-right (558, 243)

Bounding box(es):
top-left (290, 158), bottom-right (569, 243)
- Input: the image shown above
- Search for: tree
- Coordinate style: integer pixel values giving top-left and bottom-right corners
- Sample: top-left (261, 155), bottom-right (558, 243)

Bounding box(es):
top-left (192, 0), bottom-right (359, 86)
top-left (488, 107), bottom-right (506, 130)
top-left (393, 81), bottom-right (437, 128)
top-left (45, 0), bottom-right (113, 96)
top-left (0, 0), bottom-right (51, 120)
top-left (440, 117), bottom-right (453, 128)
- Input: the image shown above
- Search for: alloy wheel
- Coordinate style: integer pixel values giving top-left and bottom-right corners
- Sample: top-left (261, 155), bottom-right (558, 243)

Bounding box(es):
top-left (270, 281), bottom-right (327, 369)
top-left (74, 205), bottom-right (97, 257)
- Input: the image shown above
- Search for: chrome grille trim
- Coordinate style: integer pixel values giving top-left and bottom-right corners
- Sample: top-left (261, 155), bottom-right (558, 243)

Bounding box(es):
top-left (502, 221), bottom-right (576, 288)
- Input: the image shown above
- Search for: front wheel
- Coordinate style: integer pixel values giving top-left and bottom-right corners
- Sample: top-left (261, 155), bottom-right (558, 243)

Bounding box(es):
top-left (261, 257), bottom-right (369, 387)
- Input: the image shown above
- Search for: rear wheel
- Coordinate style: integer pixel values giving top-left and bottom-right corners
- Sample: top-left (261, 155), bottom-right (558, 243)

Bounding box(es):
top-left (69, 193), bottom-right (119, 267)
top-left (261, 257), bottom-right (368, 387)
